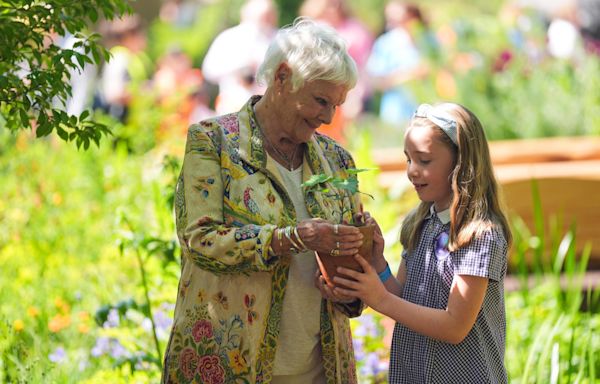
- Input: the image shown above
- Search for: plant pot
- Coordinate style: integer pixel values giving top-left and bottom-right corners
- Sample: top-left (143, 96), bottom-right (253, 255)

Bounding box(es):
top-left (316, 224), bottom-right (375, 289)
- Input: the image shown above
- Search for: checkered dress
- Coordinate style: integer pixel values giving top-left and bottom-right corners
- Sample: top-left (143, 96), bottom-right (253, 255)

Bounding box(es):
top-left (389, 208), bottom-right (508, 383)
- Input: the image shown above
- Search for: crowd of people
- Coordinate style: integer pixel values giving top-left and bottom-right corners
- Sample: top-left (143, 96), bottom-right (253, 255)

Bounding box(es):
top-left (52, 0), bottom-right (600, 149)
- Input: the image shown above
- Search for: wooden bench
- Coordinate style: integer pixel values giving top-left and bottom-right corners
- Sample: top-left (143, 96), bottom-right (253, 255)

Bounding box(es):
top-left (373, 136), bottom-right (600, 268)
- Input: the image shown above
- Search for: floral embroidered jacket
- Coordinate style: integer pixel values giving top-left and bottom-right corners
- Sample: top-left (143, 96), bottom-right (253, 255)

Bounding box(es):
top-left (162, 96), bottom-right (363, 384)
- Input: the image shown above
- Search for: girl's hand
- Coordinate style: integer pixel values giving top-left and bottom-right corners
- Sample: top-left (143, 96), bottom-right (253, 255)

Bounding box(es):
top-left (355, 211), bottom-right (387, 272)
top-left (332, 254), bottom-right (389, 309)
top-left (314, 270), bottom-right (355, 303)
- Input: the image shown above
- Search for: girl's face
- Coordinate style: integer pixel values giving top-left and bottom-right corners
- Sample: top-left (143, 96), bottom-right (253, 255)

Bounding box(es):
top-left (404, 125), bottom-right (456, 211)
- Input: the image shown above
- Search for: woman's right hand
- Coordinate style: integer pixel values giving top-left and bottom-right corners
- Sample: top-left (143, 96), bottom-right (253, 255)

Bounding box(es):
top-left (296, 218), bottom-right (363, 256)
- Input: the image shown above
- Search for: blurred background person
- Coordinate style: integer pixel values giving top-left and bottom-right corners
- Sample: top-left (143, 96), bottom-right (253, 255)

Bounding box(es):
top-left (93, 15), bottom-right (149, 123)
top-left (366, 1), bottom-right (437, 127)
top-left (159, 0), bottom-right (200, 28)
top-left (299, 0), bottom-right (374, 121)
top-left (201, 0), bottom-right (278, 115)
top-left (578, 0), bottom-right (600, 55)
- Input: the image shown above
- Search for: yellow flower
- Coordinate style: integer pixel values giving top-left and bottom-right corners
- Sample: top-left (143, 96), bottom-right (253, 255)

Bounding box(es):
top-left (27, 306), bottom-right (40, 318)
top-left (51, 192), bottom-right (63, 206)
top-left (78, 311), bottom-right (90, 321)
top-left (13, 319), bottom-right (25, 332)
top-left (54, 298), bottom-right (70, 314)
top-left (78, 323), bottom-right (90, 334)
top-left (227, 349), bottom-right (248, 374)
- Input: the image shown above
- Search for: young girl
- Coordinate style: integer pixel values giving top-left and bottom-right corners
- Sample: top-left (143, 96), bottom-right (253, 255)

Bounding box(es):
top-left (333, 102), bottom-right (513, 383)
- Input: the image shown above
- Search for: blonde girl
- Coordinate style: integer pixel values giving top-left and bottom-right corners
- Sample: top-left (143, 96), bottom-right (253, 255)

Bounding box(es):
top-left (335, 103), bottom-right (512, 383)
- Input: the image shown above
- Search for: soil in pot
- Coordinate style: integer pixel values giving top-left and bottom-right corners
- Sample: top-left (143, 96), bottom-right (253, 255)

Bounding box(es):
top-left (316, 224), bottom-right (375, 289)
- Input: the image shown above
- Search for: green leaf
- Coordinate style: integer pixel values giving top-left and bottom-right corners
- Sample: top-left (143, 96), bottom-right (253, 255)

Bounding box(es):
top-left (332, 177), bottom-right (359, 194)
top-left (302, 174), bottom-right (332, 188)
top-left (56, 125), bottom-right (68, 141)
top-left (346, 168), bottom-right (374, 175)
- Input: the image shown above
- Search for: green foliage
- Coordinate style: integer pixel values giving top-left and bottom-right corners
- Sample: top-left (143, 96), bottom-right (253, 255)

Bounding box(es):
top-left (0, 0), bottom-right (131, 148)
top-left (302, 167), bottom-right (374, 224)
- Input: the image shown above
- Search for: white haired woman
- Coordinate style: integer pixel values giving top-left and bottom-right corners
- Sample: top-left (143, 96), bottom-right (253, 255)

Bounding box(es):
top-left (162, 18), bottom-right (367, 384)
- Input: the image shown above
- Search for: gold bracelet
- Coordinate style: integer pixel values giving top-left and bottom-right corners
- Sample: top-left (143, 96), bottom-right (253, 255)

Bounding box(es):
top-left (293, 226), bottom-right (309, 250)
top-left (284, 226), bottom-right (301, 253)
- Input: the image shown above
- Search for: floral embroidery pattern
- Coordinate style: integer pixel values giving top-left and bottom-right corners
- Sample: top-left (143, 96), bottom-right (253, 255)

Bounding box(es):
top-left (199, 355), bottom-right (226, 384)
top-left (227, 349), bottom-right (248, 374)
top-left (244, 294), bottom-right (258, 325)
top-left (192, 320), bottom-right (213, 342)
top-left (179, 347), bottom-right (199, 381)
top-left (213, 291), bottom-right (229, 310)
top-left (234, 224), bottom-right (260, 241)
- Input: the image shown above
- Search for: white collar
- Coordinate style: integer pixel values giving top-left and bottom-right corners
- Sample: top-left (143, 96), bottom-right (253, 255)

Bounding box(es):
top-left (429, 205), bottom-right (451, 224)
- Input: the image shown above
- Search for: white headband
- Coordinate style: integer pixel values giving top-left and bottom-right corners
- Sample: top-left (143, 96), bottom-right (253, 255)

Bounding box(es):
top-left (413, 104), bottom-right (458, 145)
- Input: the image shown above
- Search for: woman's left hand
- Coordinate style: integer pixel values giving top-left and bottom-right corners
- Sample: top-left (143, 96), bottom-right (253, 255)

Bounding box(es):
top-left (332, 254), bottom-right (389, 309)
top-left (314, 270), bottom-right (355, 303)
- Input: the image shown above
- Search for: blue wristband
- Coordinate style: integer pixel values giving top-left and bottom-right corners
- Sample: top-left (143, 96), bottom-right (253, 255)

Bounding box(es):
top-left (378, 264), bottom-right (392, 283)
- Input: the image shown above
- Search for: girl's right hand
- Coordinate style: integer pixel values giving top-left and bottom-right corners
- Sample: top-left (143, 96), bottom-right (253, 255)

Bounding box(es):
top-left (356, 211), bottom-right (386, 271)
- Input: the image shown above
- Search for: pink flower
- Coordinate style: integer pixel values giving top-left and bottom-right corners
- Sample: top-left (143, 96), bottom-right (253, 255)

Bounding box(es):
top-left (179, 347), bottom-right (199, 381)
top-left (192, 320), bottom-right (213, 343)
top-left (199, 355), bottom-right (225, 384)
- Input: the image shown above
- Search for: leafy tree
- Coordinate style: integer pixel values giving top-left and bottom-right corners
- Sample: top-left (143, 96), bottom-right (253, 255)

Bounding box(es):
top-left (0, 0), bottom-right (131, 149)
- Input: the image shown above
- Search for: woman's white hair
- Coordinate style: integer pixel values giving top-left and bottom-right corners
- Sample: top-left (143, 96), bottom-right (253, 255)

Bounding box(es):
top-left (256, 17), bottom-right (357, 92)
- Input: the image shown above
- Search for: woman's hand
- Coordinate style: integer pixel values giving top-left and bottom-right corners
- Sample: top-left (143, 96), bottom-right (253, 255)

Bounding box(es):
top-left (314, 270), bottom-right (355, 303)
top-left (297, 218), bottom-right (363, 256)
top-left (332, 254), bottom-right (389, 310)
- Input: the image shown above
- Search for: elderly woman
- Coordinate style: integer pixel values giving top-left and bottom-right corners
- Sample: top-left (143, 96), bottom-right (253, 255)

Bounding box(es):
top-left (162, 18), bottom-right (367, 384)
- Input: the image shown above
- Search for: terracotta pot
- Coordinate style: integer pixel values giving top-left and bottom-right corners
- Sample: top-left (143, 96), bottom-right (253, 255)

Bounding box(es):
top-left (316, 224), bottom-right (375, 289)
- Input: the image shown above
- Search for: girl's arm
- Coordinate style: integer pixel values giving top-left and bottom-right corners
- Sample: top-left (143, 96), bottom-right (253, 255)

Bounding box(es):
top-left (334, 255), bottom-right (488, 344)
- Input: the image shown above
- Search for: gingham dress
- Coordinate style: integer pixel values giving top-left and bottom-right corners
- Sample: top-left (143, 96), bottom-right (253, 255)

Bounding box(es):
top-left (389, 207), bottom-right (508, 383)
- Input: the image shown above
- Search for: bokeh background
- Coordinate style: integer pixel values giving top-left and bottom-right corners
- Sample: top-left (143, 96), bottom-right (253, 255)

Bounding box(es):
top-left (1, 0), bottom-right (599, 382)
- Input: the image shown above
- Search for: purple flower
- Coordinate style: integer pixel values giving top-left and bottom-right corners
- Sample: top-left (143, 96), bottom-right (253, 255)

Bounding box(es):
top-left (352, 338), bottom-right (365, 360)
top-left (110, 341), bottom-right (129, 359)
top-left (91, 336), bottom-right (110, 357)
top-left (360, 352), bottom-right (388, 377)
top-left (354, 314), bottom-right (377, 337)
top-left (103, 308), bottom-right (120, 328)
top-left (435, 230), bottom-right (450, 259)
top-left (49, 346), bottom-right (67, 363)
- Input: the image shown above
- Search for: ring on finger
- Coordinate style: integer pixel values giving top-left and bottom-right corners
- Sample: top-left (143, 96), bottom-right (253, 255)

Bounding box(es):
top-left (334, 224), bottom-right (339, 235)
top-left (330, 248), bottom-right (339, 256)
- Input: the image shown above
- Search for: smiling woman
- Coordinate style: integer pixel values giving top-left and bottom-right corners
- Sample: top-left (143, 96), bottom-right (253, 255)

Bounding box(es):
top-left (161, 17), bottom-right (372, 384)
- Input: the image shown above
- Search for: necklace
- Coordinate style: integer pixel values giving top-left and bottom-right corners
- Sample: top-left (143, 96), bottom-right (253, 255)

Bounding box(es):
top-left (253, 106), bottom-right (301, 170)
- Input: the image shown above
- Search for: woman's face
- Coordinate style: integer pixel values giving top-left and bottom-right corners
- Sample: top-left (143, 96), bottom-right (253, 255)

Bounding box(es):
top-left (404, 125), bottom-right (456, 211)
top-left (277, 78), bottom-right (348, 144)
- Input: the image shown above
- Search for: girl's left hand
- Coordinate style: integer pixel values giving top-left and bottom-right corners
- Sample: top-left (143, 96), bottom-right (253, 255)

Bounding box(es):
top-left (314, 270), bottom-right (355, 303)
top-left (332, 254), bottom-right (388, 309)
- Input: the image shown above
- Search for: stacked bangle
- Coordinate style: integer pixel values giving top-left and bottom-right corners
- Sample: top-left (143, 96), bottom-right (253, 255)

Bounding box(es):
top-left (378, 263), bottom-right (393, 283)
top-left (293, 227), bottom-right (309, 250)
top-left (278, 226), bottom-right (309, 254)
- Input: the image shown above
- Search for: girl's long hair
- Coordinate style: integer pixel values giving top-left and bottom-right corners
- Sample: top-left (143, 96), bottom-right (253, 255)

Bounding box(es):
top-left (400, 103), bottom-right (513, 252)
